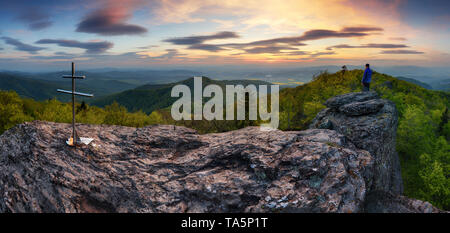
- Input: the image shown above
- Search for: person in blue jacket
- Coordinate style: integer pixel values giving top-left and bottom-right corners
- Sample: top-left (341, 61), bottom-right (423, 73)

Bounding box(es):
top-left (361, 64), bottom-right (372, 92)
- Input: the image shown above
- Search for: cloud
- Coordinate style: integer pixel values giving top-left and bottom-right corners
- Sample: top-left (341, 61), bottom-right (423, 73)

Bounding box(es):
top-left (16, 8), bottom-right (53, 30)
top-left (281, 50), bottom-right (335, 58)
top-left (326, 43), bottom-right (409, 50)
top-left (144, 49), bottom-right (187, 60)
top-left (149, 0), bottom-right (403, 36)
top-left (389, 37), bottom-right (407, 41)
top-left (31, 55), bottom-right (75, 60)
top-left (212, 19), bottom-right (235, 29)
top-left (54, 51), bottom-right (75, 56)
top-left (163, 31), bottom-right (239, 45)
top-left (297, 29), bottom-right (368, 40)
top-left (29, 21), bottom-right (53, 30)
top-left (244, 46), bottom-right (298, 54)
top-left (380, 50), bottom-right (424, 54)
top-left (364, 43), bottom-right (408, 48)
top-left (31, 51), bottom-right (80, 60)
top-left (188, 44), bottom-right (226, 52)
top-left (325, 44), bottom-right (358, 50)
top-left (222, 26), bottom-right (380, 49)
top-left (283, 51), bottom-right (309, 56)
top-left (340, 26), bottom-right (383, 33)
top-left (164, 26), bottom-right (379, 53)
top-left (309, 51), bottom-right (336, 57)
top-left (163, 31), bottom-right (240, 52)
top-left (137, 45), bottom-right (159, 49)
top-left (35, 39), bottom-right (113, 53)
top-left (76, 7), bottom-right (147, 36)
top-left (1, 37), bottom-right (44, 54)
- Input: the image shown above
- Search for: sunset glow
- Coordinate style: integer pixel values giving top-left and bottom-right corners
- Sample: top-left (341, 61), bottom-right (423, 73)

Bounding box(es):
top-left (0, 0), bottom-right (449, 70)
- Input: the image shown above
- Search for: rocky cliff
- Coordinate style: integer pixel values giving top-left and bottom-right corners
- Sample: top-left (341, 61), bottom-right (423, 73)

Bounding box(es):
top-left (0, 92), bottom-right (441, 213)
top-left (310, 91), bottom-right (403, 194)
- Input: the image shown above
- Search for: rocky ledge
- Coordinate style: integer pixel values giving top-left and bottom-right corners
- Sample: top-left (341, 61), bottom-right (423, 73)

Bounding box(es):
top-left (310, 91), bottom-right (403, 194)
top-left (0, 92), bottom-right (442, 213)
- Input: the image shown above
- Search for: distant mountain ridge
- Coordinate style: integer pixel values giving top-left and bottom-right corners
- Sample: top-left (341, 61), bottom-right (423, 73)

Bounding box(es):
top-left (0, 72), bottom-right (68, 101)
top-left (2, 69), bottom-right (447, 114)
top-left (396, 76), bottom-right (433, 89)
top-left (0, 71), bottom-right (139, 101)
top-left (430, 78), bottom-right (450, 91)
top-left (92, 77), bottom-right (272, 114)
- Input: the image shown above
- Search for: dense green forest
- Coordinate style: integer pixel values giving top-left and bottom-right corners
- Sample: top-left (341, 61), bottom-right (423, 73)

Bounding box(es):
top-left (91, 77), bottom-right (271, 114)
top-left (0, 69), bottom-right (448, 209)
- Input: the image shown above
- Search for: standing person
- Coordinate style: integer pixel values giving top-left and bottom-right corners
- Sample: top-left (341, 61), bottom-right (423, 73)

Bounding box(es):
top-left (341, 65), bottom-right (347, 76)
top-left (361, 64), bottom-right (372, 92)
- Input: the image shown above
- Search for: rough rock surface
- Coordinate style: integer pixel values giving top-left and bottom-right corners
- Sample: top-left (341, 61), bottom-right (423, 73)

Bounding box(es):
top-left (0, 121), bottom-right (375, 213)
top-left (324, 91), bottom-right (379, 109)
top-left (0, 92), bottom-right (442, 213)
top-left (310, 91), bottom-right (403, 195)
top-left (338, 99), bottom-right (385, 116)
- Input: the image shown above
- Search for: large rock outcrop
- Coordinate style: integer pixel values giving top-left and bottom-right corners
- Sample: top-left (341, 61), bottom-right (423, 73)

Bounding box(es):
top-left (0, 92), bottom-right (441, 213)
top-left (0, 122), bottom-right (375, 213)
top-left (310, 91), bottom-right (403, 194)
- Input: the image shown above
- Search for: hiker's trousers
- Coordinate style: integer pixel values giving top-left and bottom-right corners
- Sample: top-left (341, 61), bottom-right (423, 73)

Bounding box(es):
top-left (363, 82), bottom-right (370, 92)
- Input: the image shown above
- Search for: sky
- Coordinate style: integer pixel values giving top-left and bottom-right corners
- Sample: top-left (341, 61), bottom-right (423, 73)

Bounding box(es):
top-left (0, 0), bottom-right (449, 71)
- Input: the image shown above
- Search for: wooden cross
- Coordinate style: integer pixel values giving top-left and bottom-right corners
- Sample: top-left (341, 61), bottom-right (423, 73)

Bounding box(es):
top-left (57, 62), bottom-right (93, 147)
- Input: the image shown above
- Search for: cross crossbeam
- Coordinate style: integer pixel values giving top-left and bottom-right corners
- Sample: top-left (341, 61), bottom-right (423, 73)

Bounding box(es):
top-left (56, 89), bottom-right (94, 97)
top-left (56, 62), bottom-right (94, 147)
top-left (62, 75), bottom-right (86, 79)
